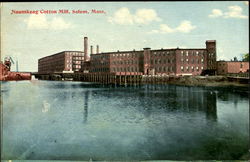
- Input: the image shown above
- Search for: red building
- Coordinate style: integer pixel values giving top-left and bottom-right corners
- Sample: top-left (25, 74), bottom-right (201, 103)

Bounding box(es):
top-left (38, 38), bottom-right (217, 76)
top-left (217, 61), bottom-right (249, 75)
top-left (89, 40), bottom-right (216, 76)
top-left (38, 51), bottom-right (84, 73)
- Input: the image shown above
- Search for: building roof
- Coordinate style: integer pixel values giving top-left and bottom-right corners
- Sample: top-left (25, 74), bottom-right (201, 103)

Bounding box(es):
top-left (39, 51), bottom-right (84, 60)
top-left (151, 48), bottom-right (206, 51)
top-left (217, 60), bottom-right (249, 63)
top-left (91, 49), bottom-right (144, 55)
top-left (90, 47), bottom-right (207, 55)
top-left (206, 40), bottom-right (216, 42)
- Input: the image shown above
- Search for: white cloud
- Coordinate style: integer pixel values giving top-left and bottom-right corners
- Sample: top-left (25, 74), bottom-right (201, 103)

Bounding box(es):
top-left (150, 20), bottom-right (196, 34)
top-left (176, 21), bottom-right (196, 33)
top-left (224, 5), bottom-right (248, 19)
top-left (208, 9), bottom-right (223, 18)
top-left (108, 7), bottom-right (134, 25)
top-left (108, 7), bottom-right (161, 25)
top-left (24, 14), bottom-right (73, 30)
top-left (160, 24), bottom-right (175, 33)
top-left (209, 5), bottom-right (248, 19)
top-left (134, 9), bottom-right (161, 24)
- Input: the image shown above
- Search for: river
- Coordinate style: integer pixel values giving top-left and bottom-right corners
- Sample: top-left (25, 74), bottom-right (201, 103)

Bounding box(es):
top-left (1, 80), bottom-right (249, 160)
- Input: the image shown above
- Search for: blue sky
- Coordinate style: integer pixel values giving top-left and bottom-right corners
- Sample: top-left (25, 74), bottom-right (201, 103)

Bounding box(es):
top-left (1, 2), bottom-right (249, 72)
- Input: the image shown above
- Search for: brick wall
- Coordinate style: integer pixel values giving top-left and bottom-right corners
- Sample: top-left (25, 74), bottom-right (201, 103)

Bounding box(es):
top-left (217, 61), bottom-right (249, 74)
top-left (38, 51), bottom-right (84, 73)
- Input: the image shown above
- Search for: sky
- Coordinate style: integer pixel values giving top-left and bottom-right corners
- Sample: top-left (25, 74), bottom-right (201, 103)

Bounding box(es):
top-left (1, 1), bottom-right (249, 72)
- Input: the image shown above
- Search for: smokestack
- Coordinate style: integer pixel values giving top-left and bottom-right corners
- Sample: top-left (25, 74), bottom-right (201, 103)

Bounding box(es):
top-left (90, 45), bottom-right (93, 55)
top-left (84, 37), bottom-right (88, 61)
top-left (96, 45), bottom-right (99, 54)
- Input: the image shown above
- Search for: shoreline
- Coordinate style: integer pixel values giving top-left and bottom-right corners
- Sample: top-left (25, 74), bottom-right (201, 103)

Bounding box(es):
top-left (165, 76), bottom-right (249, 88)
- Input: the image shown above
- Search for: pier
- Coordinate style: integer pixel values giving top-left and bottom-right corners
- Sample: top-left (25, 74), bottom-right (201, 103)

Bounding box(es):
top-left (32, 72), bottom-right (249, 86)
top-left (32, 72), bottom-right (143, 86)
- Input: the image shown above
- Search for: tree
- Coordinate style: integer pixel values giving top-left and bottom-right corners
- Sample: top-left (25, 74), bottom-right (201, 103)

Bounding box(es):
top-left (242, 53), bottom-right (249, 62)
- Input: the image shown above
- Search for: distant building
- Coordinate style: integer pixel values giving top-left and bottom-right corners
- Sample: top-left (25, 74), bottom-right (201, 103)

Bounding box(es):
top-left (38, 51), bottom-right (84, 73)
top-left (39, 36), bottom-right (91, 74)
top-left (217, 61), bottom-right (249, 75)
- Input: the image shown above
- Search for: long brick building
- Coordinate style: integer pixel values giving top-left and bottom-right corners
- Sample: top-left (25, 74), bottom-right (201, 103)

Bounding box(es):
top-left (38, 37), bottom-right (217, 76)
top-left (88, 40), bottom-right (216, 76)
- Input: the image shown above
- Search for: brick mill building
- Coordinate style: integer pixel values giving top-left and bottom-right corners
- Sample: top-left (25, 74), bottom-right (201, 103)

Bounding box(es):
top-left (38, 37), bottom-right (217, 76)
top-left (89, 40), bottom-right (217, 76)
top-left (38, 37), bottom-right (90, 74)
top-left (38, 51), bottom-right (84, 73)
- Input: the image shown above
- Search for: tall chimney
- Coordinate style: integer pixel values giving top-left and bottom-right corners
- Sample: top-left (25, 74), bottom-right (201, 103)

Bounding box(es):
top-left (90, 45), bottom-right (93, 55)
top-left (84, 37), bottom-right (88, 61)
top-left (96, 45), bottom-right (99, 54)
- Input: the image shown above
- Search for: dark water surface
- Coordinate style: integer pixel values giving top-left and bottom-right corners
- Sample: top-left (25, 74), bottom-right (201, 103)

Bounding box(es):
top-left (1, 81), bottom-right (249, 160)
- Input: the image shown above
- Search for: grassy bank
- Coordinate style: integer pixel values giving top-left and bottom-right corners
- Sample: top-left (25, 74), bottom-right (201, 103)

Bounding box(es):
top-left (165, 76), bottom-right (249, 87)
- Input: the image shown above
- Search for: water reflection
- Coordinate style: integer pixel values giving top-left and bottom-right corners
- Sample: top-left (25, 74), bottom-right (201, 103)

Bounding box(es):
top-left (204, 91), bottom-right (217, 121)
top-left (87, 84), bottom-right (218, 123)
top-left (83, 90), bottom-right (89, 123)
top-left (134, 85), bottom-right (218, 121)
top-left (2, 82), bottom-right (248, 160)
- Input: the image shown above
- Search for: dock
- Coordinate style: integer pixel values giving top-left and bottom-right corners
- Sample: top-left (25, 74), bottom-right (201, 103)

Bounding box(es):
top-left (32, 72), bottom-right (249, 86)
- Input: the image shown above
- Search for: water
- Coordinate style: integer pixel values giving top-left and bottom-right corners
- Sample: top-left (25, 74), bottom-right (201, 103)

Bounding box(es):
top-left (1, 81), bottom-right (249, 160)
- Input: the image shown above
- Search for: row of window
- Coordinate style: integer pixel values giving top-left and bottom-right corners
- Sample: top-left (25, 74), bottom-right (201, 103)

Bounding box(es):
top-left (151, 59), bottom-right (174, 64)
top-left (39, 64), bottom-right (64, 68)
top-left (208, 53), bottom-right (215, 57)
top-left (66, 60), bottom-right (82, 64)
top-left (208, 60), bottom-right (215, 65)
top-left (73, 65), bottom-right (81, 69)
top-left (180, 66), bottom-right (204, 72)
top-left (72, 56), bottom-right (84, 60)
top-left (151, 51), bottom-right (174, 57)
top-left (218, 63), bottom-right (244, 68)
top-left (66, 56), bottom-right (84, 62)
top-left (66, 64), bottom-right (81, 69)
top-left (92, 55), bottom-right (109, 59)
top-left (91, 68), bottom-right (109, 72)
top-left (112, 60), bottom-right (139, 65)
top-left (66, 52), bottom-right (83, 56)
top-left (218, 63), bottom-right (226, 66)
top-left (111, 53), bottom-right (139, 58)
top-left (111, 67), bottom-right (139, 72)
top-left (181, 51), bottom-right (204, 56)
top-left (181, 58), bottom-right (204, 64)
top-left (91, 61), bottom-right (109, 66)
top-left (154, 66), bottom-right (174, 72)
top-left (93, 50), bottom-right (206, 59)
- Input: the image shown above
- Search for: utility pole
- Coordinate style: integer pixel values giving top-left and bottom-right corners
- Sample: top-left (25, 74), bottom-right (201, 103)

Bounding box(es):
top-left (16, 60), bottom-right (18, 72)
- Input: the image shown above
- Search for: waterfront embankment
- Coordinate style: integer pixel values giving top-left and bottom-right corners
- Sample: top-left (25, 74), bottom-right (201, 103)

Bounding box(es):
top-left (33, 72), bottom-right (249, 87)
top-left (161, 75), bottom-right (249, 87)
